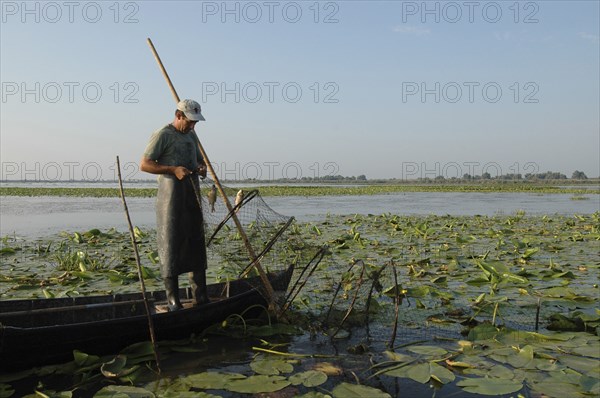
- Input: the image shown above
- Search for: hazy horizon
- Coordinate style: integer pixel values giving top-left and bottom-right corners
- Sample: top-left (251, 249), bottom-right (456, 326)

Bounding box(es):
top-left (2, 1), bottom-right (599, 180)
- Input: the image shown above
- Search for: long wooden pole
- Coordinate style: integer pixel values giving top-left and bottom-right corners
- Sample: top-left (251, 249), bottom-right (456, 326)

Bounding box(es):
top-left (116, 156), bottom-right (161, 373)
top-left (146, 38), bottom-right (277, 310)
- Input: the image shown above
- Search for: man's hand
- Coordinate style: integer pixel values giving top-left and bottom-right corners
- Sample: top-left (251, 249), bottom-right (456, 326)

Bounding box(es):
top-left (140, 158), bottom-right (198, 180)
top-left (174, 166), bottom-right (192, 180)
top-left (197, 164), bottom-right (207, 179)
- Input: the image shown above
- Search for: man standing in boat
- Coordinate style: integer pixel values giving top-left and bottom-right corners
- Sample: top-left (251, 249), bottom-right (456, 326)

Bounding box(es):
top-left (140, 99), bottom-right (209, 311)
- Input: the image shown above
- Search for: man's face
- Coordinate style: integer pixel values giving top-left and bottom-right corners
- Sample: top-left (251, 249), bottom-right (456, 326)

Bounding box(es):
top-left (181, 116), bottom-right (199, 132)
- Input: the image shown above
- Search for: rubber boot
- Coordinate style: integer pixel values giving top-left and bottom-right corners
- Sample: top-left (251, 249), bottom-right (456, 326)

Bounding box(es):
top-left (165, 277), bottom-right (183, 311)
top-left (190, 271), bottom-right (209, 306)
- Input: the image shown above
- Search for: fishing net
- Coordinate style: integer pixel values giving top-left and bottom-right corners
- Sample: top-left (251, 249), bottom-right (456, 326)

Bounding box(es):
top-left (195, 178), bottom-right (320, 300)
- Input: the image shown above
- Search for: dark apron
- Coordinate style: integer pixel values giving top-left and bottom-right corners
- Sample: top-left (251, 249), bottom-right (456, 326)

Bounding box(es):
top-left (156, 174), bottom-right (207, 278)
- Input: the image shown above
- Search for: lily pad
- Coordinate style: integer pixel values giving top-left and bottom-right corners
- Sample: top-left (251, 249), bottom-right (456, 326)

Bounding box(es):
top-left (73, 350), bottom-right (100, 366)
top-left (296, 393), bottom-right (332, 398)
top-left (250, 358), bottom-right (294, 375)
top-left (331, 382), bottom-right (392, 398)
top-left (100, 355), bottom-right (138, 378)
top-left (0, 383), bottom-right (14, 398)
top-left (558, 354), bottom-right (600, 375)
top-left (183, 372), bottom-right (246, 390)
top-left (395, 362), bottom-right (456, 385)
top-left (456, 377), bottom-right (523, 395)
top-left (225, 375), bottom-right (290, 394)
top-left (288, 370), bottom-right (328, 387)
top-left (530, 381), bottom-right (587, 398)
top-left (407, 345), bottom-right (448, 357)
top-left (93, 385), bottom-right (155, 398)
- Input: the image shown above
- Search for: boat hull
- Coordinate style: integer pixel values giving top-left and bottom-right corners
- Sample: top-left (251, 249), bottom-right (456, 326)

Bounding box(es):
top-left (0, 265), bottom-right (293, 371)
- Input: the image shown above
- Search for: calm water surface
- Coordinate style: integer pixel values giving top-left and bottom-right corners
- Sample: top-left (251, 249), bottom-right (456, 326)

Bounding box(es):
top-left (1, 191), bottom-right (598, 238)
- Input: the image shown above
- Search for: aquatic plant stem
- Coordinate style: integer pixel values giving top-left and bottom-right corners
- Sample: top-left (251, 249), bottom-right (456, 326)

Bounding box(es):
top-left (325, 262), bottom-right (357, 325)
top-left (389, 262), bottom-right (400, 348)
top-left (535, 298), bottom-right (541, 332)
top-left (331, 260), bottom-right (367, 338)
top-left (281, 245), bottom-right (328, 316)
top-left (116, 156), bottom-right (161, 373)
top-left (365, 264), bottom-right (388, 331)
top-left (252, 347), bottom-right (333, 358)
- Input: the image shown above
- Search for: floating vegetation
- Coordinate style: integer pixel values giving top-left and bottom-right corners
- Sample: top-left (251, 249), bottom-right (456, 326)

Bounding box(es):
top-left (1, 183), bottom-right (599, 198)
top-left (1, 211), bottom-right (599, 397)
top-left (571, 194), bottom-right (591, 200)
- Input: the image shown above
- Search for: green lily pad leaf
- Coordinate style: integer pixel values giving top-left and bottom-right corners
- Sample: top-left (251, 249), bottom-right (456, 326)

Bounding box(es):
top-left (100, 355), bottom-right (138, 378)
top-left (118, 341), bottom-right (156, 365)
top-left (548, 314), bottom-right (587, 332)
top-left (506, 345), bottom-right (534, 368)
top-left (402, 362), bottom-right (455, 385)
top-left (93, 385), bottom-right (155, 398)
top-left (571, 342), bottom-right (600, 358)
top-left (580, 375), bottom-right (600, 394)
top-left (558, 354), bottom-right (600, 375)
top-left (250, 358), bottom-right (294, 375)
top-left (521, 247), bottom-right (539, 259)
top-left (0, 247), bottom-right (16, 254)
top-left (0, 369), bottom-right (35, 383)
top-left (406, 363), bottom-right (431, 383)
top-left (72, 232), bottom-right (84, 243)
top-left (383, 363), bottom-right (411, 378)
top-left (407, 345), bottom-right (448, 357)
top-left (429, 362), bottom-right (455, 384)
top-left (384, 351), bottom-right (414, 362)
top-left (488, 364), bottom-right (517, 379)
top-left (405, 286), bottom-right (430, 298)
top-left (85, 228), bottom-right (102, 237)
top-left (457, 378), bottom-right (523, 395)
top-left (73, 350), bottom-right (100, 367)
top-left (225, 375), bottom-right (290, 394)
top-left (296, 393), bottom-right (332, 398)
top-left (183, 372), bottom-right (246, 390)
top-left (530, 381), bottom-right (586, 398)
top-left (289, 370), bottom-right (328, 387)
top-left (143, 377), bottom-right (192, 395)
top-left (331, 382), bottom-right (392, 398)
top-left (0, 383), bottom-right (14, 398)
top-left (467, 324), bottom-right (499, 341)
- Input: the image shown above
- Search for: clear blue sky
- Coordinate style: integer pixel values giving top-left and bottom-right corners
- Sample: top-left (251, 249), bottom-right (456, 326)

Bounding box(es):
top-left (1, 1), bottom-right (598, 180)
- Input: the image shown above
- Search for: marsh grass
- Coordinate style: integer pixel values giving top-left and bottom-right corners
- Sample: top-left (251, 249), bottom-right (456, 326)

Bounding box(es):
top-left (54, 249), bottom-right (114, 271)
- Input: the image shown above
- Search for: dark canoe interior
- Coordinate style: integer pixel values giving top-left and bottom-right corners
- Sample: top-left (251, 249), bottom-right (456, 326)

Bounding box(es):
top-left (0, 265), bottom-right (293, 328)
top-left (0, 265), bottom-right (294, 370)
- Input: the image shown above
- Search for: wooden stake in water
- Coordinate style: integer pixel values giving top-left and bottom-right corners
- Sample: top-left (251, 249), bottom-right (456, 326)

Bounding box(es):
top-left (116, 156), bottom-right (161, 373)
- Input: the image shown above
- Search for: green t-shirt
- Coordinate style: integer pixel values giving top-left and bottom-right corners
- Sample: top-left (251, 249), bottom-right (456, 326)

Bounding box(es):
top-left (143, 124), bottom-right (203, 171)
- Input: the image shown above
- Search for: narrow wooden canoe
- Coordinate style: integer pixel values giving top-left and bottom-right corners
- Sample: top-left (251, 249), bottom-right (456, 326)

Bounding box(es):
top-left (0, 264), bottom-right (294, 371)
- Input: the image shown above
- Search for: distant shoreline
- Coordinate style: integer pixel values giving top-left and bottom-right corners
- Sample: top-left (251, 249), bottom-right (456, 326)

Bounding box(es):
top-left (1, 183), bottom-right (598, 197)
top-left (1, 178), bottom-right (598, 185)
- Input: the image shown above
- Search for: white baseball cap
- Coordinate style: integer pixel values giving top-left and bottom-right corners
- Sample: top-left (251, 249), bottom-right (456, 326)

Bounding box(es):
top-left (177, 99), bottom-right (205, 121)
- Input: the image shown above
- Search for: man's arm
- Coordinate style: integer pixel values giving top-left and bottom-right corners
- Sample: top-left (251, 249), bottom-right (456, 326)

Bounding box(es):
top-left (140, 157), bottom-right (191, 180)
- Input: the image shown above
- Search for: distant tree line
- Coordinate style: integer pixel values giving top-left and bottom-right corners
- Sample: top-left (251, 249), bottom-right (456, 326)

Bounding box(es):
top-left (220, 170), bottom-right (593, 184)
top-left (421, 170), bottom-right (589, 182)
top-left (299, 175), bottom-right (367, 182)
